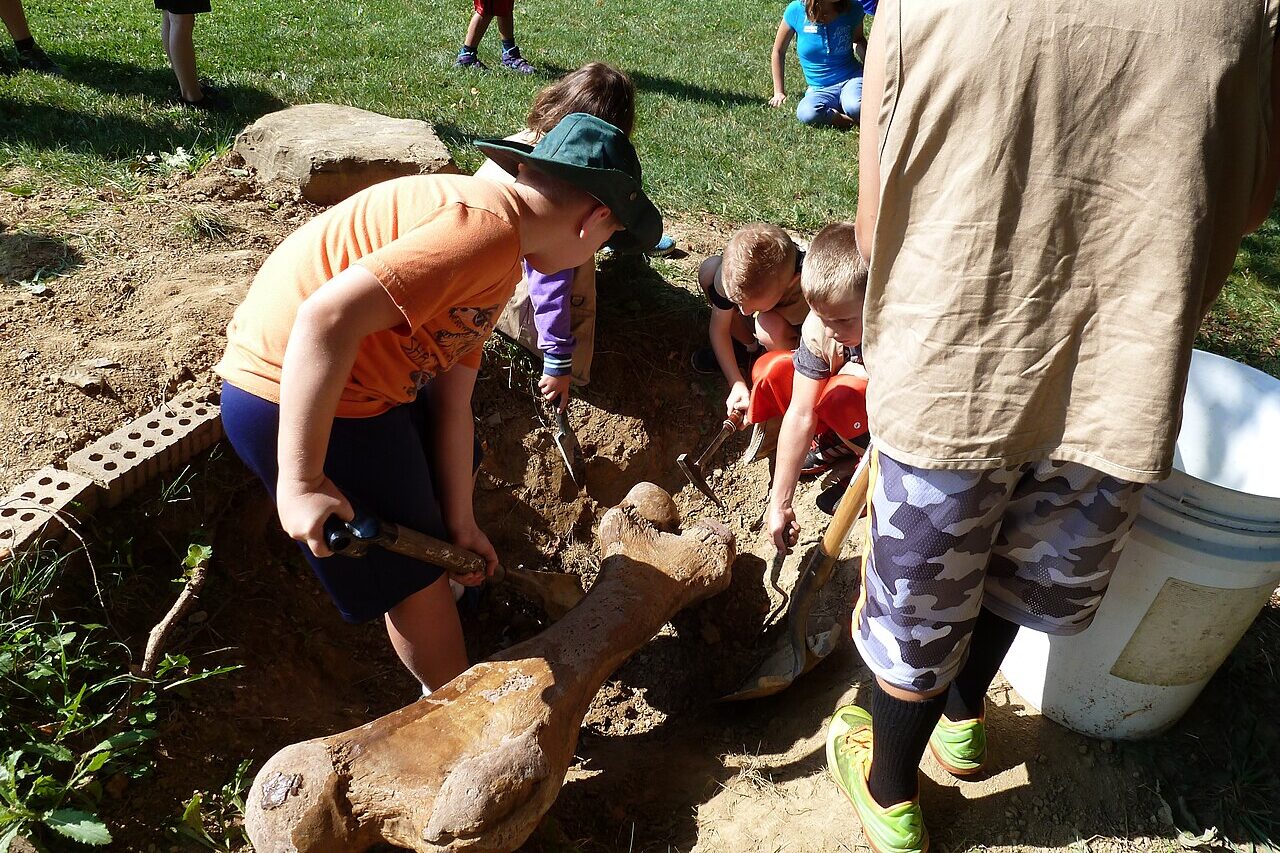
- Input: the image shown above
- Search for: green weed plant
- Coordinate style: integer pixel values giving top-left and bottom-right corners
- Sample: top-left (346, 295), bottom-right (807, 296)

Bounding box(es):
top-left (0, 545), bottom-right (236, 851)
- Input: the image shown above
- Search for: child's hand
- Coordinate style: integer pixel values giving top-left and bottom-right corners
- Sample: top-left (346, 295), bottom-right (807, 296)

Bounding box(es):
top-left (769, 501), bottom-right (800, 555)
top-left (277, 476), bottom-right (352, 559)
top-left (448, 521), bottom-right (500, 586)
top-left (769, 92), bottom-right (787, 108)
top-left (539, 373), bottom-right (572, 412)
top-left (726, 381), bottom-right (751, 418)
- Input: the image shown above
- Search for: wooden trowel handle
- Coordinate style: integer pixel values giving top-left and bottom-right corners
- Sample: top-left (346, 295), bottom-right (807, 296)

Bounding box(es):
top-left (820, 450), bottom-right (873, 559)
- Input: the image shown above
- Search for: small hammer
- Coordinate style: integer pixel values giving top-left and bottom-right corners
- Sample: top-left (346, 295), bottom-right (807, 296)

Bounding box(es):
top-left (677, 409), bottom-right (744, 508)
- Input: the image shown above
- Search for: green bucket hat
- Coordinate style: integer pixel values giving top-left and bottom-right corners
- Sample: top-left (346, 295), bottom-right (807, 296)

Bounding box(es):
top-left (475, 112), bottom-right (663, 252)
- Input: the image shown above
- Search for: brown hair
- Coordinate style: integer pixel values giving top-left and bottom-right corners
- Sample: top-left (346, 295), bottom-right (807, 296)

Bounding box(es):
top-left (527, 62), bottom-right (636, 139)
top-left (804, 0), bottom-right (851, 20)
top-left (801, 222), bottom-right (868, 309)
top-left (721, 224), bottom-right (798, 303)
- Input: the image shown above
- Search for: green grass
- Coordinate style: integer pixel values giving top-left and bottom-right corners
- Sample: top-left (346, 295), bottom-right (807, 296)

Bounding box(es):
top-left (1, 0), bottom-right (853, 228)
top-left (2, 0), bottom-right (1278, 377)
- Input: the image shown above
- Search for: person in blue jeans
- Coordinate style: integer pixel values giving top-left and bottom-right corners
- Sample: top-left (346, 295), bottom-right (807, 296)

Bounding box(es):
top-left (769, 0), bottom-right (873, 128)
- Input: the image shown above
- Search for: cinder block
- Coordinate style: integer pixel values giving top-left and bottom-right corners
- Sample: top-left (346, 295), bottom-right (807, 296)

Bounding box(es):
top-left (67, 393), bottom-right (222, 507)
top-left (0, 468), bottom-right (99, 560)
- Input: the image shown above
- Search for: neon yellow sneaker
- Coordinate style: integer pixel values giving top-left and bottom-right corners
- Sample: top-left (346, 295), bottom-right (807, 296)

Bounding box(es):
top-left (826, 704), bottom-right (929, 853)
top-left (928, 707), bottom-right (986, 777)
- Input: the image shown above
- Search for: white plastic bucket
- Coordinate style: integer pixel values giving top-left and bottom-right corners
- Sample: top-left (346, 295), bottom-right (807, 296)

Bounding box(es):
top-left (1000, 349), bottom-right (1280, 739)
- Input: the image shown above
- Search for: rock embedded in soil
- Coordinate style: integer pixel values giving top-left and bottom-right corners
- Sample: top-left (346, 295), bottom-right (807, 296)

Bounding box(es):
top-left (234, 104), bottom-right (459, 205)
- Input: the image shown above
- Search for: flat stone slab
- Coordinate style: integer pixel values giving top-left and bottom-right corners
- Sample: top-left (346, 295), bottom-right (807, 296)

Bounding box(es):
top-left (234, 104), bottom-right (459, 204)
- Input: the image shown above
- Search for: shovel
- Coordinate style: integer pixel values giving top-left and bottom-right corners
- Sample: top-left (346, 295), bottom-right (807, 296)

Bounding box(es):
top-left (324, 512), bottom-right (587, 620)
top-left (720, 448), bottom-right (872, 701)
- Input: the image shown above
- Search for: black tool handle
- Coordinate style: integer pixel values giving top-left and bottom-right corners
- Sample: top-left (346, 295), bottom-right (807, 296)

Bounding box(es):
top-left (323, 512), bottom-right (382, 555)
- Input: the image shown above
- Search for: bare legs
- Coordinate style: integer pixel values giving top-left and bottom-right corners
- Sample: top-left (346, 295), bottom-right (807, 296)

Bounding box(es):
top-left (384, 573), bottom-right (469, 692)
top-left (161, 11), bottom-right (203, 102)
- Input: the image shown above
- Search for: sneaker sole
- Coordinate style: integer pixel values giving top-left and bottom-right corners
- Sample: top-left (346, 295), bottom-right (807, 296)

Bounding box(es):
top-left (927, 739), bottom-right (984, 778)
top-left (826, 739), bottom-right (930, 853)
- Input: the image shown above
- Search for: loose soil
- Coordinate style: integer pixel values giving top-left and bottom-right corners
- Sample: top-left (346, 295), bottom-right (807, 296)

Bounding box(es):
top-left (2, 162), bottom-right (1276, 853)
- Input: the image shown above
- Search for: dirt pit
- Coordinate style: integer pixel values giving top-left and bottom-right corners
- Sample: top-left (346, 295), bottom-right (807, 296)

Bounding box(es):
top-left (2, 163), bottom-right (1276, 852)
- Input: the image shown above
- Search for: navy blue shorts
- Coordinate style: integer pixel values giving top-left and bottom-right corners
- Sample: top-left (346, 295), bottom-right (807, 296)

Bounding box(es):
top-left (220, 382), bottom-right (479, 623)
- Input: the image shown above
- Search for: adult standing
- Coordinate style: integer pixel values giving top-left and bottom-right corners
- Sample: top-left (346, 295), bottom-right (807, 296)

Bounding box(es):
top-left (811, 2), bottom-right (1280, 851)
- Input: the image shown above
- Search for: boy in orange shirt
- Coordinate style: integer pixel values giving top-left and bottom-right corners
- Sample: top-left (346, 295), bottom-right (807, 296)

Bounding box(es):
top-left (215, 114), bottom-right (660, 694)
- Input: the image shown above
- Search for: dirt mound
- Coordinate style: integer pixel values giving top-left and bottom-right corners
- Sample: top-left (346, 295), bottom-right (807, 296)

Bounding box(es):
top-left (3, 163), bottom-right (1274, 852)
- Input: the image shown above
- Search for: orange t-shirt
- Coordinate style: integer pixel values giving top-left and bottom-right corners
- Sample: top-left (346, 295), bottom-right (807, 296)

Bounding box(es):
top-left (216, 174), bottom-right (524, 418)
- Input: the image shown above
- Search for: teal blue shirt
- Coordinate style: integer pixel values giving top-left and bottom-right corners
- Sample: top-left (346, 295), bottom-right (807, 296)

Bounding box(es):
top-left (783, 0), bottom-right (863, 89)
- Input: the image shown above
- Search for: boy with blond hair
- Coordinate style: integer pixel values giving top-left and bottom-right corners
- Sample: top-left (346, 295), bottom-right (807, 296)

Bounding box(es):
top-left (693, 223), bottom-right (808, 419)
top-left (763, 222), bottom-right (870, 549)
top-left (215, 114), bottom-right (660, 695)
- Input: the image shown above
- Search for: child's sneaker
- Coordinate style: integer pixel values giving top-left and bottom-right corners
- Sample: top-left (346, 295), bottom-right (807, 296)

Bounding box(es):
top-left (454, 50), bottom-right (488, 70)
top-left (645, 234), bottom-right (678, 257)
top-left (801, 430), bottom-right (859, 475)
top-left (927, 706), bottom-right (986, 777)
top-left (827, 704), bottom-right (929, 853)
top-left (501, 46), bottom-right (536, 74)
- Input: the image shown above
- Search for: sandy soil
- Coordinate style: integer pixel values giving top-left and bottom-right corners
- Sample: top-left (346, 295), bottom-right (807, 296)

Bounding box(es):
top-left (1, 162), bottom-right (1274, 853)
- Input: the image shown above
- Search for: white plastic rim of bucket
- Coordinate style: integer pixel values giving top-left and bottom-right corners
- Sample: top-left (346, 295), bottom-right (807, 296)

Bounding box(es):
top-left (1154, 349), bottom-right (1280, 532)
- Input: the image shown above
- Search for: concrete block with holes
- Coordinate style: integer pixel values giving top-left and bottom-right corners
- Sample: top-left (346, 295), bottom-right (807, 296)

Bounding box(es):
top-left (0, 468), bottom-right (100, 560)
top-left (67, 394), bottom-right (223, 507)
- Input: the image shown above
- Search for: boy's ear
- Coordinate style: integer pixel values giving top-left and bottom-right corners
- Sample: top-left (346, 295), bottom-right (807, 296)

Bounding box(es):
top-left (579, 202), bottom-right (618, 239)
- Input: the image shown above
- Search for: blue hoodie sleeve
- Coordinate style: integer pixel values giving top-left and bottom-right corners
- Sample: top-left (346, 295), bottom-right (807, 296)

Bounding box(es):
top-left (525, 261), bottom-right (577, 377)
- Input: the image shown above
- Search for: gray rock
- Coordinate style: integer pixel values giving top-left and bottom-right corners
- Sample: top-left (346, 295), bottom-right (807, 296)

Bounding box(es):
top-left (234, 104), bottom-right (459, 204)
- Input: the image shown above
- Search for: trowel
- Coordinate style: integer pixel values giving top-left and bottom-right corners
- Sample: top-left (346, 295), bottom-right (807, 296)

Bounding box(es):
top-left (551, 405), bottom-right (587, 488)
top-left (324, 512), bottom-right (587, 620)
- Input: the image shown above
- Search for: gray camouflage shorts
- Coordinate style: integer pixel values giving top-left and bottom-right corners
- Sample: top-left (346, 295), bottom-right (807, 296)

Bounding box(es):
top-left (852, 449), bottom-right (1144, 693)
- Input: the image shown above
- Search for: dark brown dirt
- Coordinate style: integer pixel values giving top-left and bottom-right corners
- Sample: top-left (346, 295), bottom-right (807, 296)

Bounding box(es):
top-left (2, 163), bottom-right (1276, 853)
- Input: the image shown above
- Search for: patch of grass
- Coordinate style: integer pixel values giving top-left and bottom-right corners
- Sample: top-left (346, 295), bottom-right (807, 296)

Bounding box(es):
top-left (177, 205), bottom-right (235, 243)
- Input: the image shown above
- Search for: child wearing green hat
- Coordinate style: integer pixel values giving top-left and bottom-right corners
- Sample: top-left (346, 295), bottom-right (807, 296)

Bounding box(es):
top-left (215, 113), bottom-right (661, 695)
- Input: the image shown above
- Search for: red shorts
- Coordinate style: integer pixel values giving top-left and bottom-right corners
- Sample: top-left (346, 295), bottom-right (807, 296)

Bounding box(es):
top-left (473, 0), bottom-right (514, 16)
top-left (746, 350), bottom-right (869, 440)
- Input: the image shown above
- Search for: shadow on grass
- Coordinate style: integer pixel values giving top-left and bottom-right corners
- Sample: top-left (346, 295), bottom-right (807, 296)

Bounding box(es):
top-left (0, 57), bottom-right (286, 163)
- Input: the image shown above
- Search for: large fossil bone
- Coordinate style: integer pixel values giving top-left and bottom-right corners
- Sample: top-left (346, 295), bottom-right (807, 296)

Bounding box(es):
top-left (245, 482), bottom-right (735, 852)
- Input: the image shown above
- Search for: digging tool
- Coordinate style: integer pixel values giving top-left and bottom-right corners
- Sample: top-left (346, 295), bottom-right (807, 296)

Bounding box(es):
top-left (551, 405), bottom-right (587, 488)
top-left (324, 513), bottom-right (587, 620)
top-left (720, 447), bottom-right (872, 701)
top-left (677, 409), bottom-right (745, 508)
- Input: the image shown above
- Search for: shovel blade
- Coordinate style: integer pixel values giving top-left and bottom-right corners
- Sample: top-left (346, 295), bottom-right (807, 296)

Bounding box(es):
top-left (677, 453), bottom-right (723, 508)
top-left (553, 412), bottom-right (587, 487)
top-left (501, 565), bottom-right (586, 621)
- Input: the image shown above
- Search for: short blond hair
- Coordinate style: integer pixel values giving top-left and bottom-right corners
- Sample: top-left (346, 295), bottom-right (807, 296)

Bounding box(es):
top-left (721, 224), bottom-right (797, 303)
top-left (801, 222), bottom-right (868, 309)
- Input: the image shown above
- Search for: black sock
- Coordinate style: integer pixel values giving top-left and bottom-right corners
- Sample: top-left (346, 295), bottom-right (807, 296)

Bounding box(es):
top-left (944, 606), bottom-right (1021, 722)
top-left (501, 38), bottom-right (516, 52)
top-left (868, 681), bottom-right (946, 807)
top-left (459, 43), bottom-right (477, 55)
top-left (14, 37), bottom-right (35, 52)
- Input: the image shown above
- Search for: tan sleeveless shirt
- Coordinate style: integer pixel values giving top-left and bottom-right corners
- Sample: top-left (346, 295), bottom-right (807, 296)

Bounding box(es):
top-left (864, 0), bottom-right (1278, 482)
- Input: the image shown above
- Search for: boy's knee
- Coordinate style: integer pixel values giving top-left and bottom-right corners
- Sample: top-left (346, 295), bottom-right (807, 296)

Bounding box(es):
top-left (755, 311), bottom-right (799, 350)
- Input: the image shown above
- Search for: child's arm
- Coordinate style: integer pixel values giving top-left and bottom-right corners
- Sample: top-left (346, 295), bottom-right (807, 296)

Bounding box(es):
top-left (528, 263), bottom-right (578, 411)
top-left (709, 307), bottom-right (750, 416)
top-left (276, 265), bottom-right (404, 558)
top-left (770, 20), bottom-right (795, 107)
top-left (855, 2), bottom-right (888, 262)
top-left (767, 370), bottom-right (822, 555)
top-left (428, 362), bottom-right (498, 583)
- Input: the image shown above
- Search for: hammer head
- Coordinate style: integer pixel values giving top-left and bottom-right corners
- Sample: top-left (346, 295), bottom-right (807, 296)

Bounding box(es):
top-left (678, 452), bottom-right (724, 509)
